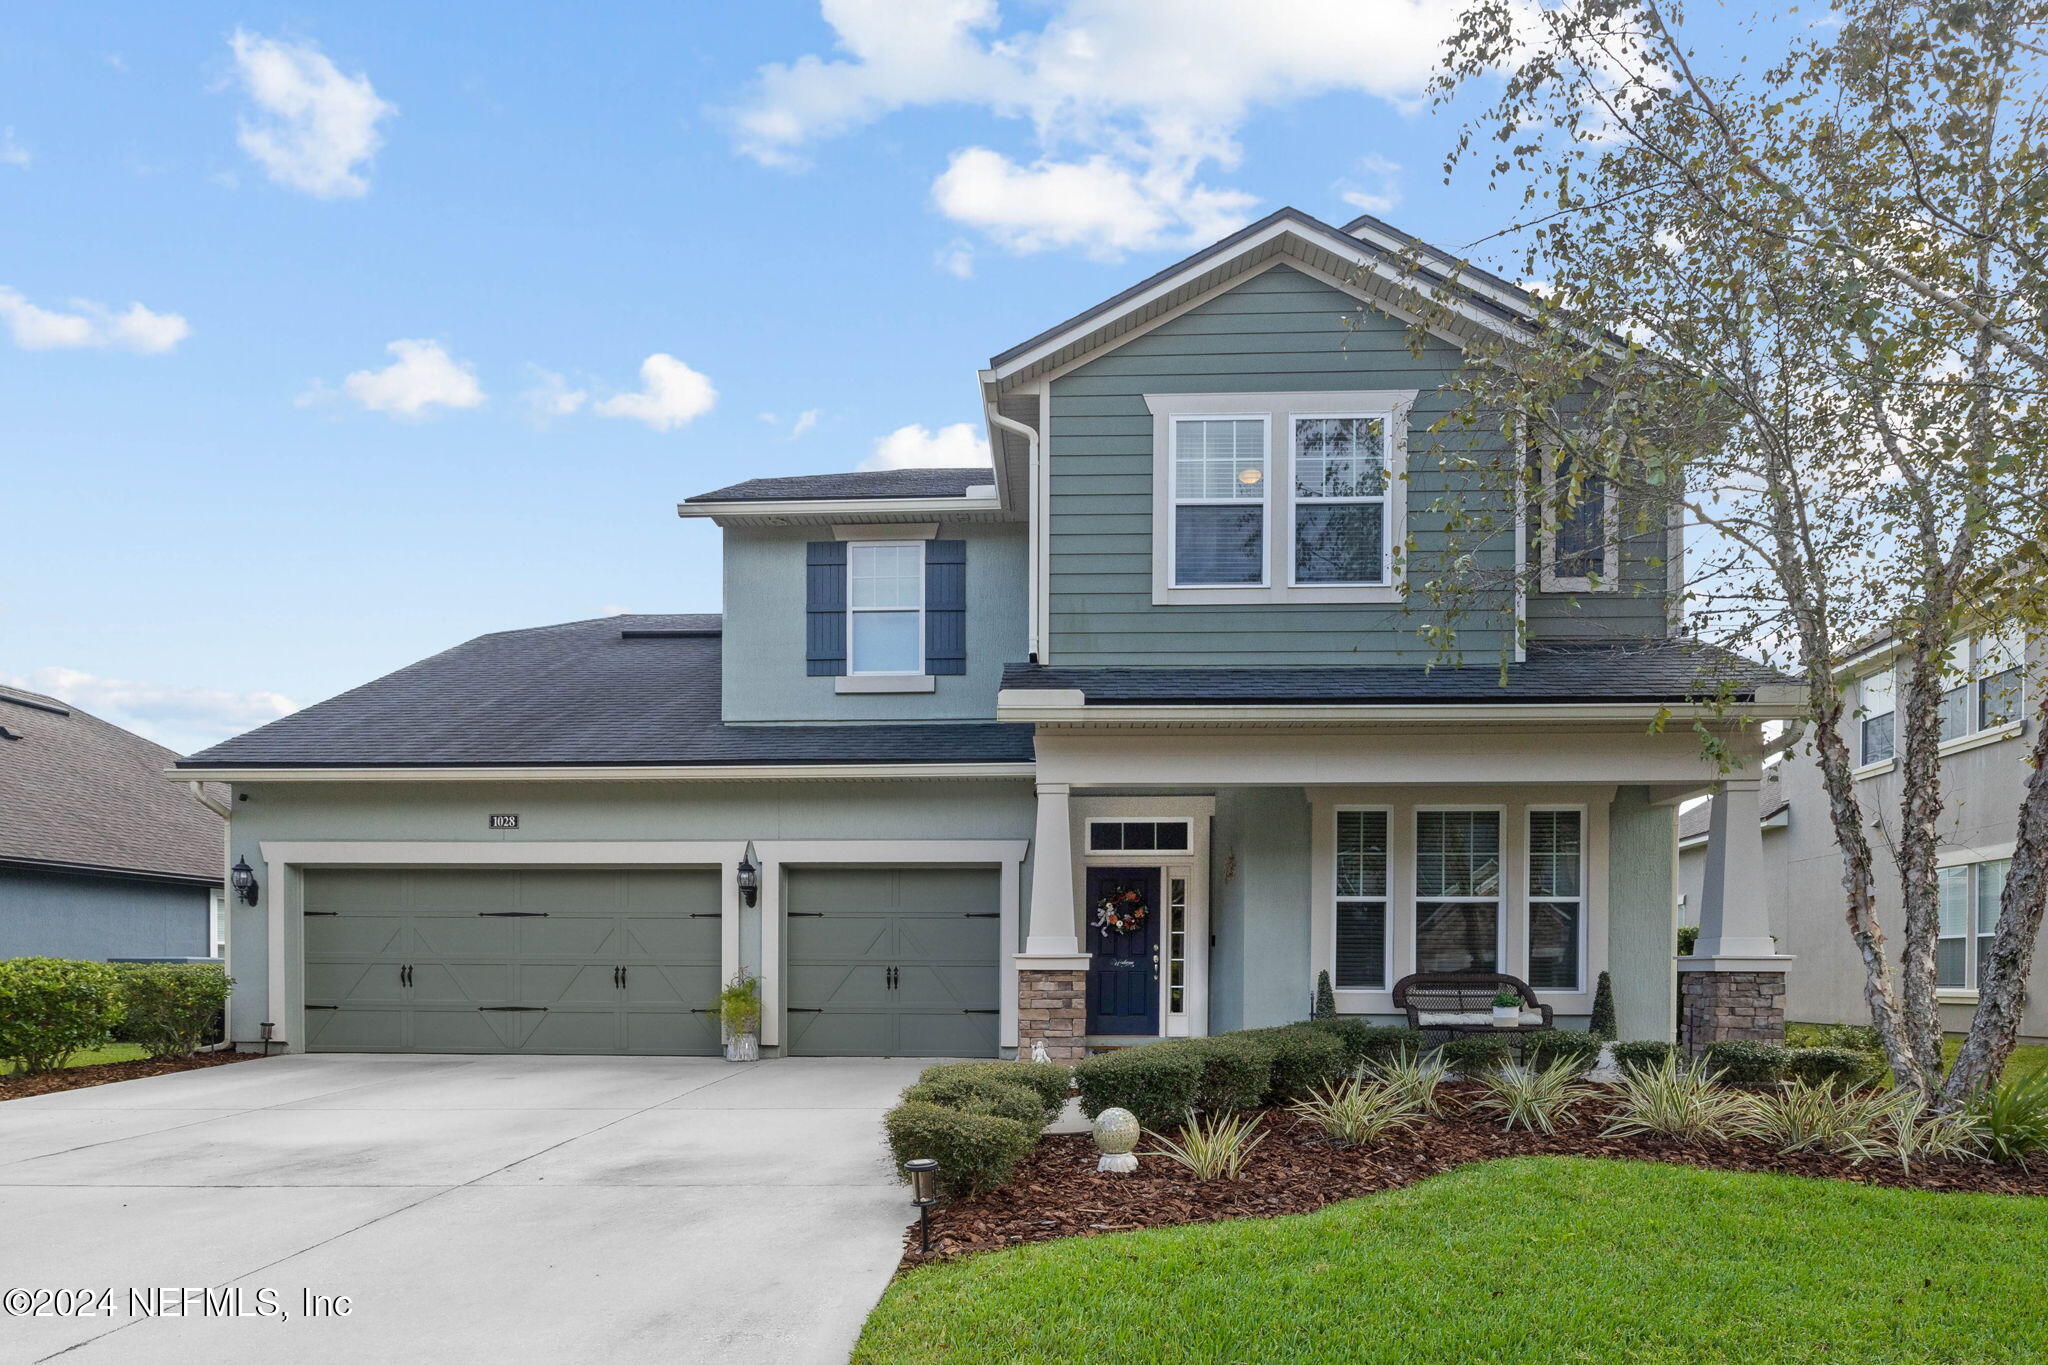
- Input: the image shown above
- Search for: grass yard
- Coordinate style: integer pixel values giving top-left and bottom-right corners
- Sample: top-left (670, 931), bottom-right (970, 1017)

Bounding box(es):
top-left (1, 1043), bottom-right (147, 1077)
top-left (855, 1157), bottom-right (2048, 1365)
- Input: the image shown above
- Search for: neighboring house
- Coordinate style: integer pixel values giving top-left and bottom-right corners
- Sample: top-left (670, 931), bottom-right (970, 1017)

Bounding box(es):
top-left (1687, 631), bottom-right (2042, 1040)
top-left (173, 207), bottom-right (1795, 1060)
top-left (1677, 766), bottom-right (1789, 942)
top-left (1, 684), bottom-right (225, 962)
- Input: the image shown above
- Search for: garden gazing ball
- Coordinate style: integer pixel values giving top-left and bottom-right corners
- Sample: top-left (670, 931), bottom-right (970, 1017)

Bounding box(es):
top-left (1093, 1107), bottom-right (1140, 1174)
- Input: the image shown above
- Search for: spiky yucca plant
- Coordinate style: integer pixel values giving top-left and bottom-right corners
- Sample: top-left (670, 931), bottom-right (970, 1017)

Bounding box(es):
top-left (1369, 1052), bottom-right (1451, 1115)
top-left (1289, 1077), bottom-right (1420, 1146)
top-left (1602, 1056), bottom-right (1758, 1144)
top-left (1146, 1110), bottom-right (1267, 1181)
top-left (1475, 1059), bottom-right (1598, 1135)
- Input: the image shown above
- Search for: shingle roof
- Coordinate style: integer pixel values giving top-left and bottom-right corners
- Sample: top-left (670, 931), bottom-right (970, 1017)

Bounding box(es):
top-left (684, 468), bottom-right (994, 504)
top-left (174, 615), bottom-right (1034, 769)
top-left (1678, 767), bottom-right (1789, 843)
top-left (1001, 639), bottom-right (1794, 705)
top-left (0, 685), bottom-right (224, 883)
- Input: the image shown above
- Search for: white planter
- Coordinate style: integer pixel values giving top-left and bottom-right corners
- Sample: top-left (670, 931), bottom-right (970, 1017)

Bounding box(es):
top-left (1491, 1006), bottom-right (1520, 1028)
top-left (724, 1032), bottom-right (759, 1062)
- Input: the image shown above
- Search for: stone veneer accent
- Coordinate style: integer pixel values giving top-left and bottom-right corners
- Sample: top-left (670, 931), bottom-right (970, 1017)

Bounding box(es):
top-left (1018, 968), bottom-right (1087, 1063)
top-left (1680, 970), bottom-right (1787, 1051)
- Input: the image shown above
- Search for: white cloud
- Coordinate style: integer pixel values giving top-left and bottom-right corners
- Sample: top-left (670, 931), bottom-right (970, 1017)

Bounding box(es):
top-left (327, 338), bottom-right (485, 418)
top-left (229, 30), bottom-right (395, 198)
top-left (789, 408), bottom-right (820, 438)
top-left (3, 666), bottom-right (298, 756)
top-left (519, 367), bottom-right (588, 424)
top-left (729, 0), bottom-right (1468, 256)
top-left (934, 239), bottom-right (976, 278)
top-left (1335, 153), bottom-right (1402, 215)
top-left (0, 128), bottom-right (30, 169)
top-left (860, 421), bottom-right (991, 471)
top-left (593, 354), bottom-right (717, 432)
top-left (0, 287), bottom-right (190, 354)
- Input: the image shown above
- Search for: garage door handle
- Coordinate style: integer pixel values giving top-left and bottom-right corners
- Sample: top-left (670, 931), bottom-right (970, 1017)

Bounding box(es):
top-left (963, 913), bottom-right (999, 919)
top-left (305, 911), bottom-right (338, 917)
top-left (788, 1008), bottom-right (822, 1013)
top-left (478, 1006), bottom-right (549, 1012)
top-left (306, 1004), bottom-right (338, 1011)
top-left (478, 911), bottom-right (549, 918)
top-left (689, 912), bottom-right (721, 918)
top-left (963, 1009), bottom-right (1000, 1015)
top-left (787, 912), bottom-right (824, 917)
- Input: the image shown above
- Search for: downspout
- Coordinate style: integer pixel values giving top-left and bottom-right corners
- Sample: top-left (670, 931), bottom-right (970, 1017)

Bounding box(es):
top-left (185, 779), bottom-right (232, 820)
top-left (985, 401), bottom-right (1044, 663)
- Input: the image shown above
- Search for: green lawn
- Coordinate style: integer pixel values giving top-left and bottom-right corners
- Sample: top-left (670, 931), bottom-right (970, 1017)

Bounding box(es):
top-left (855, 1157), bottom-right (2048, 1365)
top-left (1, 1043), bottom-right (147, 1077)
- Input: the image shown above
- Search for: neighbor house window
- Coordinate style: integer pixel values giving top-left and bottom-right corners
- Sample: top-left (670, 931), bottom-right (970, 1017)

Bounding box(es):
top-left (1290, 415), bottom-right (1389, 586)
top-left (1334, 809), bottom-right (1389, 990)
top-left (1415, 810), bottom-right (1502, 973)
top-left (1938, 858), bottom-right (2009, 991)
top-left (1171, 416), bottom-right (1267, 586)
top-left (847, 542), bottom-right (924, 674)
top-left (1859, 668), bottom-right (1895, 767)
top-left (1940, 634), bottom-right (2024, 743)
top-left (1526, 809), bottom-right (1584, 992)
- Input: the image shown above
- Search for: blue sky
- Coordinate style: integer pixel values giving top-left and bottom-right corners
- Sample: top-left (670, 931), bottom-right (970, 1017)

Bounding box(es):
top-left (4, 1), bottom-right (1568, 754)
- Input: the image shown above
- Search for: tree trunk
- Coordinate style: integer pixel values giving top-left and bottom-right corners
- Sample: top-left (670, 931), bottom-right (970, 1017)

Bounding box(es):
top-left (1893, 626), bottom-right (1954, 1090)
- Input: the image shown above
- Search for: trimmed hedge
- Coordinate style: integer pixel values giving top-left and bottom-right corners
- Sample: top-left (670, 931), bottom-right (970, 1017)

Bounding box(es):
top-left (1611, 1040), bottom-right (1674, 1075)
top-left (900, 1075), bottom-right (1045, 1129)
top-left (1183, 1034), bottom-right (1276, 1113)
top-left (0, 957), bottom-right (126, 1074)
top-left (882, 1101), bottom-right (1037, 1198)
top-left (1701, 1040), bottom-right (1790, 1084)
top-left (1519, 1029), bottom-right (1604, 1070)
top-left (113, 963), bottom-right (231, 1061)
top-left (1438, 1035), bottom-right (1511, 1077)
top-left (1074, 1043), bottom-right (1206, 1129)
top-left (1303, 1018), bottom-right (1425, 1070)
top-left (1256, 1025), bottom-right (1349, 1101)
top-left (918, 1060), bottom-right (1071, 1121)
top-left (1784, 1046), bottom-right (1869, 1088)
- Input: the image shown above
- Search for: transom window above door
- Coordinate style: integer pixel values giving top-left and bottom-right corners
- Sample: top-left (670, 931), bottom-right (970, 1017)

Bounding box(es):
top-left (1148, 390), bottom-right (1414, 606)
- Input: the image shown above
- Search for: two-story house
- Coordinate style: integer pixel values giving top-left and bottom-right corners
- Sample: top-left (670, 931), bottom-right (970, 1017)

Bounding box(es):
top-left (172, 208), bottom-right (1795, 1060)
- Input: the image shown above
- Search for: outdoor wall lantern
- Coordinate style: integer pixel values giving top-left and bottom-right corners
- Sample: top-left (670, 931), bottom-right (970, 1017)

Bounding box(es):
top-left (736, 844), bottom-right (760, 908)
top-left (906, 1157), bottom-right (941, 1254)
top-left (230, 856), bottom-right (259, 906)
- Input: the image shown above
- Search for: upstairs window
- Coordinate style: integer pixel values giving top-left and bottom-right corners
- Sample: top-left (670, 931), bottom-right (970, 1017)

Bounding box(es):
top-left (847, 542), bottom-right (923, 675)
top-left (1536, 443), bottom-right (1615, 591)
top-left (1940, 634), bottom-right (2024, 742)
top-left (1171, 416), bottom-right (1267, 586)
top-left (1858, 668), bottom-right (1895, 767)
top-left (1291, 415), bottom-right (1391, 586)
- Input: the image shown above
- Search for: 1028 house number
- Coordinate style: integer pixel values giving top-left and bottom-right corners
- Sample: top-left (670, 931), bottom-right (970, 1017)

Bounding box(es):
top-left (488, 814), bottom-right (519, 829)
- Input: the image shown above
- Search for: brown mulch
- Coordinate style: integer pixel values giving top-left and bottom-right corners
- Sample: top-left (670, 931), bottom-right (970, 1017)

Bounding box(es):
top-left (0, 1049), bottom-right (261, 1101)
top-left (901, 1084), bottom-right (2048, 1268)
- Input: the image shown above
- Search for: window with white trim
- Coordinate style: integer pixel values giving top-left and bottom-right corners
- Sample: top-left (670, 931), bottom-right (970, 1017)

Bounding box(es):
top-left (1859, 668), bottom-right (1896, 767)
top-left (1938, 858), bottom-right (2008, 990)
top-left (846, 542), bottom-right (924, 675)
top-left (1415, 810), bottom-right (1502, 973)
top-left (1171, 416), bottom-right (1267, 586)
top-left (1334, 809), bottom-right (1389, 989)
top-left (1536, 443), bottom-right (1615, 591)
top-left (1940, 634), bottom-right (2024, 743)
top-left (208, 887), bottom-right (226, 961)
top-left (1167, 876), bottom-right (1188, 1015)
top-left (1526, 809), bottom-right (1583, 991)
top-left (1291, 416), bottom-right (1390, 586)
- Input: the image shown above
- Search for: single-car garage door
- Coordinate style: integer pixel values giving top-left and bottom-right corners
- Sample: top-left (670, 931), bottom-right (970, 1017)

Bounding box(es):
top-left (302, 868), bottom-right (722, 1055)
top-left (784, 867), bottom-right (1001, 1058)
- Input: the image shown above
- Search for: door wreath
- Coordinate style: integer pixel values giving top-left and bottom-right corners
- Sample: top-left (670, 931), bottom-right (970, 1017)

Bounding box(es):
top-left (1092, 884), bottom-right (1151, 935)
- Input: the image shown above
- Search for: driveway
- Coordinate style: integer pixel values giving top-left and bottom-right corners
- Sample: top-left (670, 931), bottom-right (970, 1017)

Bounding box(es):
top-left (0, 1054), bottom-right (928, 1365)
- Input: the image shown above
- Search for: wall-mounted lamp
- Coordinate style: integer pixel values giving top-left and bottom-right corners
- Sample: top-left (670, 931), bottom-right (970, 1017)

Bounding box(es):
top-left (906, 1157), bottom-right (941, 1254)
top-left (736, 844), bottom-right (760, 908)
top-left (230, 856), bottom-right (260, 907)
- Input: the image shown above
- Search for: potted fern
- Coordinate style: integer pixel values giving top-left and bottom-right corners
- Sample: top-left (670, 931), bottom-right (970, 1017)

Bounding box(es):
top-left (1491, 988), bottom-right (1523, 1028)
top-left (719, 971), bottom-right (762, 1062)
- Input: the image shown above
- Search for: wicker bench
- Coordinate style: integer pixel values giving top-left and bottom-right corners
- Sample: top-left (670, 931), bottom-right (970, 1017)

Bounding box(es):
top-left (1393, 971), bottom-right (1555, 1042)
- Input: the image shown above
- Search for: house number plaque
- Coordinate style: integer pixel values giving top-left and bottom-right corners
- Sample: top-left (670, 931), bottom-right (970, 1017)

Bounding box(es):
top-left (488, 814), bottom-right (519, 829)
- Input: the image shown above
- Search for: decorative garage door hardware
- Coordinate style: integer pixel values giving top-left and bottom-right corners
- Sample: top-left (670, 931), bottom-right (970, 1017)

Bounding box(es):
top-left (612, 966), bottom-right (630, 987)
top-left (477, 911), bottom-right (548, 917)
top-left (787, 911), bottom-right (825, 917)
top-left (304, 911), bottom-right (338, 916)
top-left (478, 1006), bottom-right (548, 1012)
top-left (399, 965), bottom-right (413, 987)
top-left (306, 1004), bottom-right (338, 1010)
top-left (689, 912), bottom-right (720, 918)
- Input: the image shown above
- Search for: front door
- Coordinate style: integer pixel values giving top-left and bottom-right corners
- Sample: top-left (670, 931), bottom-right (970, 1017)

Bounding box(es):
top-left (1085, 865), bottom-right (1162, 1035)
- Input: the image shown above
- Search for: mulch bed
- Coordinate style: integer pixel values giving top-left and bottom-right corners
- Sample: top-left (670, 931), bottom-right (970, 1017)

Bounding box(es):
top-left (0, 1049), bottom-right (261, 1102)
top-left (901, 1083), bottom-right (2048, 1267)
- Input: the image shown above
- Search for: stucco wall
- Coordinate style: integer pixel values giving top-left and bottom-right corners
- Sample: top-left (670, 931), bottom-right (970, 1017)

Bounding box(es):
top-left (1606, 785), bottom-right (1678, 1043)
top-left (0, 869), bottom-right (213, 962)
top-left (1207, 787), bottom-right (1313, 1031)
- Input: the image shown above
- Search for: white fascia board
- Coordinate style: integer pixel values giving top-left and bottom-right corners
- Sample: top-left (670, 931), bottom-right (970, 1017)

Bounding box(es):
top-left (164, 762), bottom-right (1036, 784)
top-left (995, 700), bottom-right (1806, 726)
top-left (676, 495), bottom-right (1004, 521)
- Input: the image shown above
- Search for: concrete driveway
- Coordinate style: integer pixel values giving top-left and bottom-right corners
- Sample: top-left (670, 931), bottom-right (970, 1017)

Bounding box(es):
top-left (0, 1054), bottom-right (928, 1365)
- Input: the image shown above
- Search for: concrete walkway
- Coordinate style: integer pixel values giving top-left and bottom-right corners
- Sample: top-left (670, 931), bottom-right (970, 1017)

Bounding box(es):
top-left (0, 1054), bottom-right (928, 1365)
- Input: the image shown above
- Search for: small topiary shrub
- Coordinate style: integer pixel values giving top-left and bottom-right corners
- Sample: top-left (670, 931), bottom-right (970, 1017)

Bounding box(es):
top-left (1313, 970), bottom-right (1336, 1021)
top-left (1182, 1033), bottom-right (1277, 1113)
top-left (1784, 1046), bottom-right (1869, 1088)
top-left (0, 957), bottom-right (127, 1074)
top-left (1438, 1035), bottom-right (1511, 1078)
top-left (1519, 1029), bottom-right (1604, 1071)
top-left (1611, 1040), bottom-right (1674, 1076)
top-left (112, 963), bottom-right (232, 1061)
top-left (882, 1101), bottom-right (1037, 1197)
top-left (1589, 970), bottom-right (1617, 1041)
top-left (899, 1075), bottom-right (1045, 1130)
top-left (917, 1060), bottom-right (1071, 1121)
top-left (1073, 1042), bottom-right (1205, 1129)
top-left (1702, 1040), bottom-right (1790, 1084)
top-left (1256, 1024), bottom-right (1349, 1101)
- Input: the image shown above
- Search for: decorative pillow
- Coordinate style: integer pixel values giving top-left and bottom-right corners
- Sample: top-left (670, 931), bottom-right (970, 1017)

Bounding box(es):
top-left (1521, 1009), bottom-right (1546, 1024)
top-left (1415, 1011), bottom-right (1493, 1027)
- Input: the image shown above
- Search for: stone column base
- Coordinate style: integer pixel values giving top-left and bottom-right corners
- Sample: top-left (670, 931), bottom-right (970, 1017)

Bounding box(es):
top-left (1680, 970), bottom-right (1786, 1051)
top-left (1018, 967), bottom-right (1087, 1063)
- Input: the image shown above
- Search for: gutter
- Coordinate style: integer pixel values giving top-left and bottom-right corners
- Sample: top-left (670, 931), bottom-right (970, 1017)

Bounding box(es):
top-left (164, 761), bottom-right (1037, 784)
top-left (995, 692), bottom-right (1807, 726)
top-left (982, 391), bottom-right (1044, 662)
top-left (675, 493), bottom-right (1002, 521)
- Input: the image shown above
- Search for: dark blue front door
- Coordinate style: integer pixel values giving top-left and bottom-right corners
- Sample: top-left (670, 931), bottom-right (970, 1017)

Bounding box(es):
top-left (1085, 866), bottom-right (1161, 1035)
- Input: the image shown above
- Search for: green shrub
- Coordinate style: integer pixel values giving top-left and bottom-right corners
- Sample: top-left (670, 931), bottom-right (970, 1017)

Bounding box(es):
top-left (1787, 1021), bottom-right (1885, 1055)
top-left (1976, 1069), bottom-right (2048, 1169)
top-left (1783, 1047), bottom-right (1870, 1088)
top-left (882, 1100), bottom-right (1037, 1198)
top-left (1438, 1035), bottom-right (1511, 1077)
top-left (1677, 924), bottom-right (1700, 955)
top-left (899, 1076), bottom-right (1045, 1130)
top-left (1702, 1040), bottom-right (1790, 1084)
top-left (1182, 1033), bottom-right (1276, 1113)
top-left (1589, 971), bottom-right (1617, 1041)
top-left (112, 963), bottom-right (231, 1061)
top-left (1611, 1040), bottom-right (1675, 1075)
top-left (1313, 970), bottom-right (1336, 1021)
top-left (1519, 1029), bottom-right (1604, 1071)
top-left (918, 1061), bottom-right (1071, 1121)
top-left (1073, 1043), bottom-right (1205, 1130)
top-left (1303, 1018), bottom-right (1423, 1070)
top-left (718, 971), bottom-right (761, 1036)
top-left (0, 957), bottom-right (127, 1074)
top-left (1254, 1025), bottom-right (1349, 1101)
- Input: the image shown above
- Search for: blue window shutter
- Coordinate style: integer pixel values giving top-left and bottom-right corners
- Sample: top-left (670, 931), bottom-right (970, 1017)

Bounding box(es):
top-left (925, 539), bottom-right (966, 676)
top-left (806, 542), bottom-right (847, 676)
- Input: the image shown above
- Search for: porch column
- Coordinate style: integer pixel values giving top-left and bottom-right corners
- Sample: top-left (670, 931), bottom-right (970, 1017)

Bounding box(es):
top-left (1678, 776), bottom-right (1793, 1050)
top-left (1017, 781), bottom-right (1088, 1062)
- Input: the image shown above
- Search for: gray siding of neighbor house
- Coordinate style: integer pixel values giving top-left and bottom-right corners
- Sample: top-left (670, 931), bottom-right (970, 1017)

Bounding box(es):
top-left (221, 778), bottom-right (1037, 1047)
top-left (0, 869), bottom-right (212, 962)
top-left (1607, 786), bottom-right (1679, 1043)
top-left (1043, 264), bottom-right (1670, 666)
top-left (1208, 787), bottom-right (1314, 1031)
top-left (720, 522), bottom-right (1028, 723)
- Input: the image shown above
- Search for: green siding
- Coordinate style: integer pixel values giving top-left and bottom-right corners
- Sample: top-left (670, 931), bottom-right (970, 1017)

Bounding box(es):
top-left (1606, 785), bottom-right (1678, 1042)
